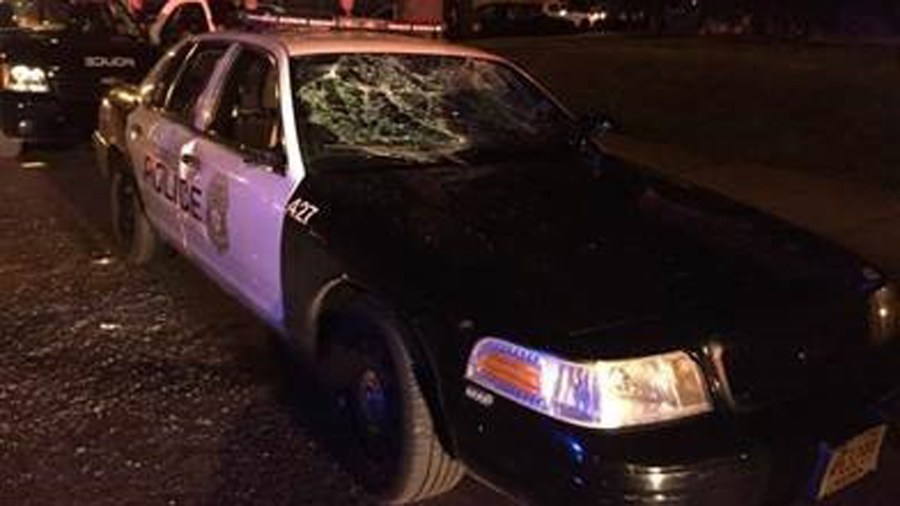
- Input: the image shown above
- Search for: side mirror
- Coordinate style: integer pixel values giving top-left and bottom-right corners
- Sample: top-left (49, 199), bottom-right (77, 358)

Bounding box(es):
top-left (577, 111), bottom-right (617, 137)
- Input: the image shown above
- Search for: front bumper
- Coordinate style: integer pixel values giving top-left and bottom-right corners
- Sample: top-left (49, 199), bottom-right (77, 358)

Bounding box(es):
top-left (0, 91), bottom-right (96, 143)
top-left (455, 386), bottom-right (900, 505)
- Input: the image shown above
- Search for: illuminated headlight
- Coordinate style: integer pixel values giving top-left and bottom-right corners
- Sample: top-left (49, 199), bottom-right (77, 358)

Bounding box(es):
top-left (869, 284), bottom-right (899, 345)
top-left (465, 338), bottom-right (712, 429)
top-left (2, 64), bottom-right (50, 93)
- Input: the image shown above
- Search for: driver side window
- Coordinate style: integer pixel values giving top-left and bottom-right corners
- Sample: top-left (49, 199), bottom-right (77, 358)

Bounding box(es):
top-left (209, 48), bottom-right (283, 156)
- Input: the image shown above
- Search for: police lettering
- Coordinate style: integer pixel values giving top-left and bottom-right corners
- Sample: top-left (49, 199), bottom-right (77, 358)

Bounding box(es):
top-left (143, 155), bottom-right (202, 220)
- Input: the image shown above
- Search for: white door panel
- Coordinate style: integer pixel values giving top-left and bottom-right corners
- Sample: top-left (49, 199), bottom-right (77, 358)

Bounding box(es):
top-left (184, 138), bottom-right (294, 325)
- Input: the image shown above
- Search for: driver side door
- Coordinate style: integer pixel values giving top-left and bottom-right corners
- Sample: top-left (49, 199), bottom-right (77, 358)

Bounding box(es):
top-left (184, 45), bottom-right (296, 325)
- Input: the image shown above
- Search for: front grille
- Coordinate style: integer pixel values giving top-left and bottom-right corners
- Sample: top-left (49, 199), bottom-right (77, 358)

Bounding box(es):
top-left (720, 338), bottom-right (899, 411)
top-left (723, 343), bottom-right (847, 409)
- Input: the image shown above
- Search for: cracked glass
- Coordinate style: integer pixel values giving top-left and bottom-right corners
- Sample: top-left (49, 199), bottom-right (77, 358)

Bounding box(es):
top-left (291, 53), bottom-right (570, 170)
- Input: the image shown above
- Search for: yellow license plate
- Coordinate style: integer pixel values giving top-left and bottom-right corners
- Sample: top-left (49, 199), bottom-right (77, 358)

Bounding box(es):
top-left (816, 424), bottom-right (887, 501)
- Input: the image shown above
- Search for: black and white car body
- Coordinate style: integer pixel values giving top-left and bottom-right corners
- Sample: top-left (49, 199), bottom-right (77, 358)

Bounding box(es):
top-left (113, 28), bottom-right (900, 505)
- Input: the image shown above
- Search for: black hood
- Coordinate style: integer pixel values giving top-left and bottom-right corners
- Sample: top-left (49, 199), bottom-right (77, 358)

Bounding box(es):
top-left (304, 146), bottom-right (874, 356)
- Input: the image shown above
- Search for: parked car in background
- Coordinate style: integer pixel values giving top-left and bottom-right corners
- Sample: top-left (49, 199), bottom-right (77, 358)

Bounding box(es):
top-left (604, 0), bottom-right (647, 31)
top-left (0, 0), bottom-right (157, 157)
top-left (542, 1), bottom-right (607, 30)
top-left (472, 1), bottom-right (573, 37)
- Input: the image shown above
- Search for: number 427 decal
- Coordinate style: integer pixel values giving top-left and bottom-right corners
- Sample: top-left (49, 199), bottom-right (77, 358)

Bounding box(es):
top-left (286, 197), bottom-right (320, 225)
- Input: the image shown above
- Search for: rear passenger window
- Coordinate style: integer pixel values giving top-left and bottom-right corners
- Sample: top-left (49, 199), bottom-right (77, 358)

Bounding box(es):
top-left (165, 43), bottom-right (228, 123)
top-left (148, 42), bottom-right (194, 109)
top-left (209, 48), bottom-right (282, 154)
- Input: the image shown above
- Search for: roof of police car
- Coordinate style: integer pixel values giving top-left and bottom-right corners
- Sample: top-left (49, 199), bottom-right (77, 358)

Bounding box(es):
top-left (202, 29), bottom-right (503, 61)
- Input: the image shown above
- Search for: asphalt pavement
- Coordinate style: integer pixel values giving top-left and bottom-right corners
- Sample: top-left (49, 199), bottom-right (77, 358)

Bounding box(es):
top-left (0, 148), bottom-right (508, 506)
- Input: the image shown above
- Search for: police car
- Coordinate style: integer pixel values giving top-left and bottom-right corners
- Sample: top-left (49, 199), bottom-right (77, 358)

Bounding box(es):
top-left (110, 22), bottom-right (900, 505)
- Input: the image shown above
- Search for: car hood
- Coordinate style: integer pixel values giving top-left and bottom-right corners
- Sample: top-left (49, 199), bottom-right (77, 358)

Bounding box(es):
top-left (306, 147), bottom-right (875, 359)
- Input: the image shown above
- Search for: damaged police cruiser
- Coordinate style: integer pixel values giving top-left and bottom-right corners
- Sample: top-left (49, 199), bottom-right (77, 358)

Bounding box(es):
top-left (109, 25), bottom-right (900, 505)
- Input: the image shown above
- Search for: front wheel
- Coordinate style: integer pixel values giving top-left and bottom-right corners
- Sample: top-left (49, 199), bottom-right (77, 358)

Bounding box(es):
top-left (316, 296), bottom-right (464, 503)
top-left (110, 170), bottom-right (158, 265)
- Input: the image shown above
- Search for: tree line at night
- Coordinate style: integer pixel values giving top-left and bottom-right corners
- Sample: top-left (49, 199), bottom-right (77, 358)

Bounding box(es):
top-left (442, 0), bottom-right (900, 38)
top-left (261, 0), bottom-right (900, 37)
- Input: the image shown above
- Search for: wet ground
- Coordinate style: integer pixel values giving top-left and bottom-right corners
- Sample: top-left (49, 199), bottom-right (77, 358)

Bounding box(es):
top-left (1, 145), bottom-right (898, 505)
top-left (0, 147), bottom-right (507, 505)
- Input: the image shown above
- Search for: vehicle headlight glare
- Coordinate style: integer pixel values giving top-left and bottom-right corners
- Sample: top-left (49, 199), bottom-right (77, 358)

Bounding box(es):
top-left (3, 64), bottom-right (49, 93)
top-left (465, 338), bottom-right (712, 429)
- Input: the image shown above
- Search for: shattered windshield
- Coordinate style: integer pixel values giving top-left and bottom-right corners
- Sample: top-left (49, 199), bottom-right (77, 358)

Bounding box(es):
top-left (291, 53), bottom-right (571, 169)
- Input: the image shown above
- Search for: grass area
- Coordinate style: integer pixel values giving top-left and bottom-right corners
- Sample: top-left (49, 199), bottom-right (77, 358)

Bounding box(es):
top-left (477, 35), bottom-right (900, 188)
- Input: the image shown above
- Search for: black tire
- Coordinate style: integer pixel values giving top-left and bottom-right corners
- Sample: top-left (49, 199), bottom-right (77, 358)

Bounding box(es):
top-left (110, 170), bottom-right (157, 265)
top-left (316, 295), bottom-right (464, 504)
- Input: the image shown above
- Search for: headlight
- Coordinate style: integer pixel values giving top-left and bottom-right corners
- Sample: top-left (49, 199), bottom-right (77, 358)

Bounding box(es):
top-left (2, 64), bottom-right (49, 93)
top-left (869, 284), bottom-right (899, 345)
top-left (465, 338), bottom-right (712, 429)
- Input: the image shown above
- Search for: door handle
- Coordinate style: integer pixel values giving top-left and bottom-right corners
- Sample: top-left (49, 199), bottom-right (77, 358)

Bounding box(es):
top-left (180, 153), bottom-right (200, 170)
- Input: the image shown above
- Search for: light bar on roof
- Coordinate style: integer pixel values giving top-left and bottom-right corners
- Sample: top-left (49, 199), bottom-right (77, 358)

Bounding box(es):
top-left (243, 13), bottom-right (444, 36)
